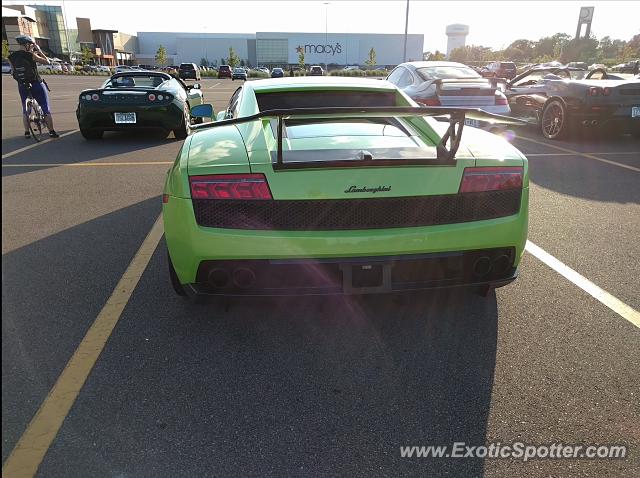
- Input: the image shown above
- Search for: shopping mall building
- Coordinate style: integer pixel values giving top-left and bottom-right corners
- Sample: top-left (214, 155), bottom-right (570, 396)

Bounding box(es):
top-left (136, 31), bottom-right (424, 68)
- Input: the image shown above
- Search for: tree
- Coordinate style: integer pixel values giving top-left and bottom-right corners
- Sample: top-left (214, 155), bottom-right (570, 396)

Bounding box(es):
top-left (507, 39), bottom-right (535, 60)
top-left (227, 47), bottom-right (240, 68)
top-left (221, 57), bottom-right (225, 65)
top-left (622, 34), bottom-right (640, 61)
top-left (560, 36), bottom-right (598, 63)
top-left (364, 47), bottom-right (376, 67)
top-left (2, 40), bottom-right (9, 60)
top-left (155, 45), bottom-right (167, 66)
top-left (297, 48), bottom-right (305, 72)
top-left (240, 59), bottom-right (245, 67)
top-left (81, 45), bottom-right (94, 65)
top-left (424, 50), bottom-right (446, 61)
top-left (200, 57), bottom-right (209, 68)
top-left (449, 45), bottom-right (494, 63)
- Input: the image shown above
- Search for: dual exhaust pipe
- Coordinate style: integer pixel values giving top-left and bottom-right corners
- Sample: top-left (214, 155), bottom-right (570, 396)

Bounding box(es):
top-left (581, 119), bottom-right (599, 126)
top-left (210, 254), bottom-right (512, 288)
top-left (208, 267), bottom-right (255, 289)
top-left (472, 254), bottom-right (511, 278)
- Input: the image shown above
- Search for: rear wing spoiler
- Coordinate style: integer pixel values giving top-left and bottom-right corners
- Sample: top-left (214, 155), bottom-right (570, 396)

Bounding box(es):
top-left (191, 106), bottom-right (526, 166)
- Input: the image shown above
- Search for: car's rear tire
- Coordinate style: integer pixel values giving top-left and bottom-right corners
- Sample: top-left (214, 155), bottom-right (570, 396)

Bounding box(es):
top-left (541, 100), bottom-right (569, 139)
top-left (173, 107), bottom-right (190, 139)
top-left (80, 128), bottom-right (103, 140)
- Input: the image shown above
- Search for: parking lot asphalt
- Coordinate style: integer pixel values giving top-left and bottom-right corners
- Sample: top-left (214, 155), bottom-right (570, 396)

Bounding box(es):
top-left (2, 74), bottom-right (639, 477)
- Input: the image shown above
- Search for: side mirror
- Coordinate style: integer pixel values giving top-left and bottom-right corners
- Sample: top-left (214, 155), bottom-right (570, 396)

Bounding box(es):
top-left (191, 82), bottom-right (201, 90)
top-left (191, 104), bottom-right (214, 119)
top-left (216, 111), bottom-right (227, 122)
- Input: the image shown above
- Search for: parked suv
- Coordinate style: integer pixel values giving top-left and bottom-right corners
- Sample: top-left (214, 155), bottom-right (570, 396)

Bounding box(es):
top-left (482, 61), bottom-right (517, 79)
top-left (178, 63), bottom-right (201, 80)
top-left (218, 65), bottom-right (232, 79)
top-left (309, 65), bottom-right (324, 76)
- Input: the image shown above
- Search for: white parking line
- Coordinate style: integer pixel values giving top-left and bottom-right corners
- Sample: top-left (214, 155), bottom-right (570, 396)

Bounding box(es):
top-left (526, 152), bottom-right (640, 157)
top-left (518, 136), bottom-right (640, 172)
top-left (1, 129), bottom-right (79, 160)
top-left (526, 240), bottom-right (640, 329)
top-left (206, 82), bottom-right (220, 89)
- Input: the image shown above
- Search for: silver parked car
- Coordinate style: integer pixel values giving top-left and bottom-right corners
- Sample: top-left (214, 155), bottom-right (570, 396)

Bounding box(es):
top-left (386, 61), bottom-right (511, 131)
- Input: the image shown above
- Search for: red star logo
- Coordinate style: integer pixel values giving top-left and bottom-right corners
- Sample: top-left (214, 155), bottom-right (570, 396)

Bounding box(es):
top-left (296, 45), bottom-right (303, 54)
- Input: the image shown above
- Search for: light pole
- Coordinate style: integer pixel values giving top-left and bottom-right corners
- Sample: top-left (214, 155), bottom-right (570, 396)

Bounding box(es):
top-left (403, 0), bottom-right (409, 62)
top-left (324, 2), bottom-right (329, 70)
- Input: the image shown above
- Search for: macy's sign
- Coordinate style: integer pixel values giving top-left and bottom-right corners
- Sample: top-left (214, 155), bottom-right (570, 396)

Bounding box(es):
top-left (296, 43), bottom-right (343, 56)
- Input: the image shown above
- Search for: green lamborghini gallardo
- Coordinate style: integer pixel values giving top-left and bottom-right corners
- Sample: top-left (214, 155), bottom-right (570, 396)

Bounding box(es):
top-left (162, 77), bottom-right (529, 299)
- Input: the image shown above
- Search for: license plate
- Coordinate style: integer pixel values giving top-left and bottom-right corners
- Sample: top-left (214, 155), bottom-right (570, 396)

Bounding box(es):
top-left (464, 119), bottom-right (480, 128)
top-left (632, 106), bottom-right (640, 118)
top-left (114, 112), bottom-right (136, 124)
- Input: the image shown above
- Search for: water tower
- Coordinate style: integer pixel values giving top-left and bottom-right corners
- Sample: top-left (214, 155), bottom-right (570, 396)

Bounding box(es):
top-left (446, 24), bottom-right (469, 57)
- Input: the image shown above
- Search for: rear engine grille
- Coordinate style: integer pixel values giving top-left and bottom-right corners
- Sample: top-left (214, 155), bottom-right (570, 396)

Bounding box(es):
top-left (192, 189), bottom-right (522, 230)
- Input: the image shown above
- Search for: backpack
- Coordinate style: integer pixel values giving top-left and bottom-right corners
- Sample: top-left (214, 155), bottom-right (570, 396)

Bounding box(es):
top-left (10, 52), bottom-right (38, 84)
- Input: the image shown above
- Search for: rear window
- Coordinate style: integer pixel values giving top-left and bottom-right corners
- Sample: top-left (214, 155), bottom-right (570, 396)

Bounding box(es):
top-left (219, 65), bottom-right (231, 71)
top-left (311, 66), bottom-right (322, 72)
top-left (106, 74), bottom-right (168, 88)
top-left (180, 64), bottom-right (194, 70)
top-left (256, 91), bottom-right (396, 110)
top-left (500, 62), bottom-right (516, 69)
top-left (234, 68), bottom-right (245, 73)
top-left (417, 65), bottom-right (480, 80)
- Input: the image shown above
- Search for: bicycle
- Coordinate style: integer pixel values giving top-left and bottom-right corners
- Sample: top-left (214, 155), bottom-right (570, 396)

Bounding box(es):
top-left (23, 81), bottom-right (49, 142)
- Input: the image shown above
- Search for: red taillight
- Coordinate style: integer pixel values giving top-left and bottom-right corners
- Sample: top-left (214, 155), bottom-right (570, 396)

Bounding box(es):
top-left (189, 174), bottom-right (272, 200)
top-left (495, 93), bottom-right (508, 105)
top-left (602, 87), bottom-right (611, 96)
top-left (416, 97), bottom-right (441, 106)
top-left (91, 93), bottom-right (99, 101)
top-left (162, 194), bottom-right (169, 204)
top-left (459, 167), bottom-right (523, 193)
top-left (588, 87), bottom-right (600, 97)
top-left (148, 93), bottom-right (156, 101)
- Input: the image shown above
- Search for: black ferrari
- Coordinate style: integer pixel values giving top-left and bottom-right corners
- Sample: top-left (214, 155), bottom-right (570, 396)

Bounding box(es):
top-left (76, 71), bottom-right (205, 140)
top-left (502, 67), bottom-right (640, 139)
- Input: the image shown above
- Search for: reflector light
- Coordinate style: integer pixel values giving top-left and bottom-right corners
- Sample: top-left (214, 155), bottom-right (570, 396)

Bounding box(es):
top-left (162, 194), bottom-right (169, 204)
top-left (495, 92), bottom-right (508, 106)
top-left (588, 87), bottom-right (600, 97)
top-left (189, 174), bottom-right (272, 200)
top-left (459, 167), bottom-right (523, 193)
top-left (148, 94), bottom-right (156, 101)
top-left (91, 94), bottom-right (99, 101)
top-left (416, 97), bottom-right (441, 106)
top-left (85, 94), bottom-right (92, 100)
top-left (157, 95), bottom-right (164, 100)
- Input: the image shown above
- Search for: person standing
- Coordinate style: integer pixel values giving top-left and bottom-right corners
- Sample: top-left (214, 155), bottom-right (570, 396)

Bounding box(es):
top-left (8, 35), bottom-right (59, 138)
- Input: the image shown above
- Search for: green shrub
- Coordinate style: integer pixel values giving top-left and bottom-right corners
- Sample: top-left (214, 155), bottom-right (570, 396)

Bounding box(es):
top-left (39, 69), bottom-right (110, 76)
top-left (328, 69), bottom-right (387, 77)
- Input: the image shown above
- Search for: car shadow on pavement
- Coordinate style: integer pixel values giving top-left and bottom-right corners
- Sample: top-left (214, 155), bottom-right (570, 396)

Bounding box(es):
top-left (513, 129), bottom-right (640, 204)
top-left (2, 129), bottom-right (182, 178)
top-left (1, 196), bottom-right (161, 462)
top-left (36, 242), bottom-right (499, 477)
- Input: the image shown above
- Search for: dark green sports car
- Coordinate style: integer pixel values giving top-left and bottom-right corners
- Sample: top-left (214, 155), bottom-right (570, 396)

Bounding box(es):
top-left (76, 71), bottom-right (204, 140)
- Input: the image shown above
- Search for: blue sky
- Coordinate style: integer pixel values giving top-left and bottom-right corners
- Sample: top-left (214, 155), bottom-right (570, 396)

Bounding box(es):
top-left (14, 0), bottom-right (640, 52)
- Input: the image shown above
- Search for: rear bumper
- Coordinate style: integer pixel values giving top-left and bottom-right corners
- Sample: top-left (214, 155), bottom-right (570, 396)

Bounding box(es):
top-left (163, 189), bottom-right (529, 286)
top-left (77, 103), bottom-right (183, 131)
top-left (187, 249), bottom-right (519, 296)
